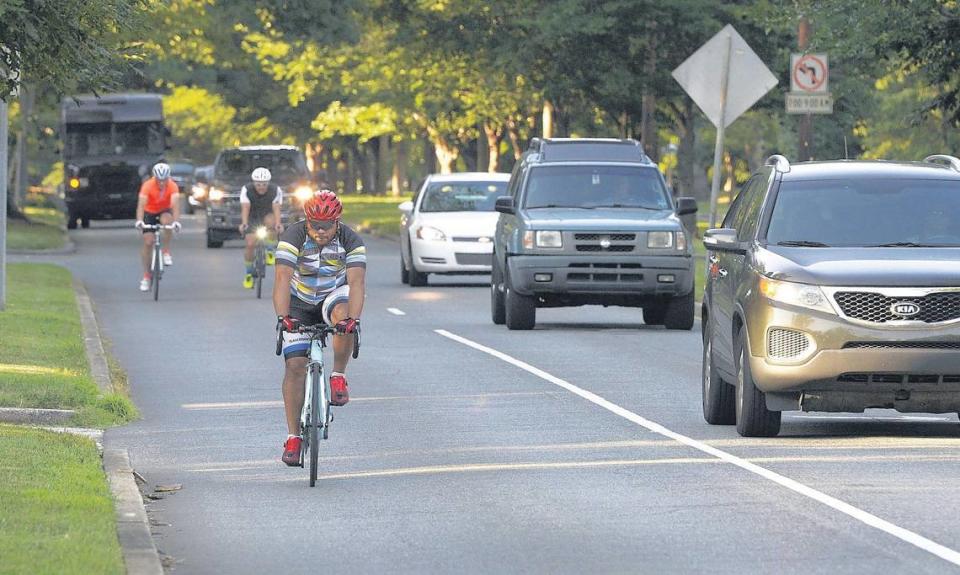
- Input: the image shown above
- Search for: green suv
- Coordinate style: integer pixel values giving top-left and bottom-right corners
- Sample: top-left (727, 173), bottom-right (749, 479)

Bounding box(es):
top-left (491, 138), bottom-right (698, 330)
top-left (702, 154), bottom-right (960, 437)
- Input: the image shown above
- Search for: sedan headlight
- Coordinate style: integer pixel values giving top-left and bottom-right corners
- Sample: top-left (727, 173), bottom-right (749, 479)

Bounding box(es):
top-left (416, 226), bottom-right (446, 241)
top-left (208, 188), bottom-right (225, 202)
top-left (647, 231), bottom-right (674, 249)
top-left (294, 186), bottom-right (314, 203)
top-left (759, 277), bottom-right (836, 315)
top-left (191, 185), bottom-right (207, 199)
top-left (523, 230), bottom-right (563, 249)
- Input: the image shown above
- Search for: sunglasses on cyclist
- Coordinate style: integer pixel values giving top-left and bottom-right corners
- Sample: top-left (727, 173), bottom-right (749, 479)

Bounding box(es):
top-left (307, 218), bottom-right (337, 232)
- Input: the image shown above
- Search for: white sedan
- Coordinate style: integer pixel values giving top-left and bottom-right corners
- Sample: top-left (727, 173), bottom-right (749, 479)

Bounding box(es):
top-left (399, 172), bottom-right (510, 286)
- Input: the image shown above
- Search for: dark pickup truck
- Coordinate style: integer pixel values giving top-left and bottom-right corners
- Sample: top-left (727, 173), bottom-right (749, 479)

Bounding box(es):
top-left (204, 146), bottom-right (316, 247)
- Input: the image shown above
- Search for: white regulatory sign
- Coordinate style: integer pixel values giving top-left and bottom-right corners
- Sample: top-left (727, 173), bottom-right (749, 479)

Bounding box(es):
top-left (786, 92), bottom-right (834, 114)
top-left (790, 53), bottom-right (829, 93)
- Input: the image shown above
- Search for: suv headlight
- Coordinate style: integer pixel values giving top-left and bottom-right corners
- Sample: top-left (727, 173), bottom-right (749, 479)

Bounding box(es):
top-left (647, 231), bottom-right (674, 249)
top-left (523, 230), bottom-right (563, 249)
top-left (417, 226), bottom-right (446, 241)
top-left (294, 186), bottom-right (314, 203)
top-left (208, 188), bottom-right (225, 202)
top-left (759, 277), bottom-right (836, 315)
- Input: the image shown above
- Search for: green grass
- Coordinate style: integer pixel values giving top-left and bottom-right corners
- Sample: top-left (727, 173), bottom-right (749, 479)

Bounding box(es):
top-left (340, 193), bottom-right (411, 237)
top-left (0, 264), bottom-right (137, 427)
top-left (6, 207), bottom-right (66, 250)
top-left (0, 425), bottom-right (124, 575)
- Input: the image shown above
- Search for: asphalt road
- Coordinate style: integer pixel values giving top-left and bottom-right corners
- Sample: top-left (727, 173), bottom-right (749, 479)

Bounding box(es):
top-left (23, 215), bottom-right (960, 573)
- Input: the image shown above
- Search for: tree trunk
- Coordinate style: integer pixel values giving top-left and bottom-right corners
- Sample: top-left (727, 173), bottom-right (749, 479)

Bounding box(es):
top-left (476, 123), bottom-right (488, 173)
top-left (676, 98), bottom-right (697, 200)
top-left (483, 122), bottom-right (502, 173)
top-left (542, 100), bottom-right (555, 139)
top-left (376, 134), bottom-right (390, 195)
top-left (345, 146), bottom-right (357, 194)
top-left (324, 148), bottom-right (339, 189)
top-left (361, 140), bottom-right (377, 193)
top-left (12, 84), bottom-right (32, 216)
top-left (507, 119), bottom-right (523, 160)
top-left (423, 136), bottom-right (436, 173)
top-left (391, 138), bottom-right (407, 196)
top-left (434, 139), bottom-right (458, 174)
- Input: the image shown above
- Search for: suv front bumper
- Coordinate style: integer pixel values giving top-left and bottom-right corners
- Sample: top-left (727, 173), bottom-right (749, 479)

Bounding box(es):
top-left (506, 254), bottom-right (693, 297)
top-left (745, 300), bottom-right (960, 413)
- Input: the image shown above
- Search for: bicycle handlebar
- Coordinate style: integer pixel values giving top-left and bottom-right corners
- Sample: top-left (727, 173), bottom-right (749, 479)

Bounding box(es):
top-left (140, 224), bottom-right (178, 231)
top-left (275, 323), bottom-right (361, 359)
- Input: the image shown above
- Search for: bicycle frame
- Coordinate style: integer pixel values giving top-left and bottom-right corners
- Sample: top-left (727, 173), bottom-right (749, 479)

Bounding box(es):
top-left (142, 223), bottom-right (174, 301)
top-left (253, 226), bottom-right (268, 298)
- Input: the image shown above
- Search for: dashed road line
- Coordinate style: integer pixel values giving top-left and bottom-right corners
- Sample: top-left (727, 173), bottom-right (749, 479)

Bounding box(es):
top-left (387, 307), bottom-right (406, 316)
top-left (435, 328), bottom-right (960, 568)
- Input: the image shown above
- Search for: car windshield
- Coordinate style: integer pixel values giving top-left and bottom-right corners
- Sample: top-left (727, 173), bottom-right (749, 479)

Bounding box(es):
top-left (170, 163), bottom-right (194, 175)
top-left (523, 165), bottom-right (670, 209)
top-left (419, 181), bottom-right (508, 212)
top-left (64, 123), bottom-right (113, 156)
top-left (215, 151), bottom-right (308, 180)
top-left (766, 178), bottom-right (960, 247)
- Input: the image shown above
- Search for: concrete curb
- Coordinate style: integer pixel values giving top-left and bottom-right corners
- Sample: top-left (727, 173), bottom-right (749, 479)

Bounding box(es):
top-left (0, 407), bottom-right (76, 425)
top-left (7, 239), bottom-right (77, 255)
top-left (103, 448), bottom-right (164, 575)
top-left (74, 278), bottom-right (113, 394)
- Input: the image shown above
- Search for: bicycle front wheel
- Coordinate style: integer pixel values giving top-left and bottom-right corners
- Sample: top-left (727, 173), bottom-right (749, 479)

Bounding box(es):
top-left (309, 364), bottom-right (322, 487)
top-left (152, 248), bottom-right (161, 301)
top-left (254, 244), bottom-right (265, 299)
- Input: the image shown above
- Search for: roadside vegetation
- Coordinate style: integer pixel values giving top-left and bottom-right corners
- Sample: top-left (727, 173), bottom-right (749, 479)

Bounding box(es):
top-left (0, 263), bottom-right (137, 427)
top-left (6, 206), bottom-right (66, 251)
top-left (340, 194), bottom-right (411, 238)
top-left (0, 425), bottom-right (124, 575)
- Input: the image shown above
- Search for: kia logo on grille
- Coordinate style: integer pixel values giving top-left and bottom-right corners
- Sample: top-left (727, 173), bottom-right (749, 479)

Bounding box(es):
top-left (890, 301), bottom-right (921, 317)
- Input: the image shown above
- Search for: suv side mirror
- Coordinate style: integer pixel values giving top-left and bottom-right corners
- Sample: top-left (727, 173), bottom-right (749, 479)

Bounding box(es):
top-left (703, 228), bottom-right (746, 254)
top-left (398, 200), bottom-right (414, 213)
top-left (494, 196), bottom-right (515, 214)
top-left (675, 197), bottom-right (698, 216)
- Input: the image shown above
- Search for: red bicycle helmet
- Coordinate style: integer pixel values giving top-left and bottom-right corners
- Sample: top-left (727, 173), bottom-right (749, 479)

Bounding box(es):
top-left (303, 190), bottom-right (342, 221)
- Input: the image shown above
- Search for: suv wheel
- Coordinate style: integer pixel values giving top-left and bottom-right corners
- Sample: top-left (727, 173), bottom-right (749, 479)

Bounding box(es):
top-left (490, 256), bottom-right (506, 325)
top-left (642, 301), bottom-right (666, 326)
top-left (735, 328), bottom-right (781, 437)
top-left (702, 318), bottom-right (735, 425)
top-left (400, 254), bottom-right (410, 285)
top-left (663, 290), bottom-right (695, 330)
top-left (504, 270), bottom-right (536, 330)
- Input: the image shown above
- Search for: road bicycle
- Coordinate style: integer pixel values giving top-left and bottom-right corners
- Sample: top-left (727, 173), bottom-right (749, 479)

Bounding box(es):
top-left (276, 322), bottom-right (360, 487)
top-left (252, 225), bottom-right (269, 299)
top-left (141, 223), bottom-right (177, 301)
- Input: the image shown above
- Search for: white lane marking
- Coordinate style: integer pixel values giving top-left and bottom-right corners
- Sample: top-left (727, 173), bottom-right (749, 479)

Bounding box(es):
top-left (435, 329), bottom-right (960, 567)
top-left (387, 307), bottom-right (406, 316)
top-left (182, 400), bottom-right (283, 410)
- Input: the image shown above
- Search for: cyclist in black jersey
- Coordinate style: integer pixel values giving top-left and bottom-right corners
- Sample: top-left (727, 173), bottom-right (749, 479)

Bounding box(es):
top-left (239, 167), bottom-right (284, 288)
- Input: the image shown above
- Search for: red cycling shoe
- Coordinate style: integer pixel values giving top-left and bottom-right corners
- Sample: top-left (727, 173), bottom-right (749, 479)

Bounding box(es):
top-left (282, 436), bottom-right (302, 466)
top-left (330, 374), bottom-right (349, 406)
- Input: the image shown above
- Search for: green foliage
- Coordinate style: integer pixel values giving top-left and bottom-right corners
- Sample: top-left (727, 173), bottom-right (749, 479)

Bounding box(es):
top-left (0, 0), bottom-right (145, 99)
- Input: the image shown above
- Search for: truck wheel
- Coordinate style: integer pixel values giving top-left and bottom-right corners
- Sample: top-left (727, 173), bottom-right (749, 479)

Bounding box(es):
top-left (735, 327), bottom-right (781, 437)
top-left (642, 301), bottom-right (666, 326)
top-left (67, 212), bottom-right (78, 230)
top-left (81, 217), bottom-right (90, 229)
top-left (490, 256), bottom-right (506, 325)
top-left (702, 317), bottom-right (735, 425)
top-left (206, 233), bottom-right (223, 248)
top-left (663, 290), bottom-right (695, 330)
top-left (505, 271), bottom-right (536, 330)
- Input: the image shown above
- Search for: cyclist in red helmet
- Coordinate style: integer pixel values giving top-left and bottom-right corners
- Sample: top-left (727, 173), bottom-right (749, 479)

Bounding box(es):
top-left (273, 189), bottom-right (366, 466)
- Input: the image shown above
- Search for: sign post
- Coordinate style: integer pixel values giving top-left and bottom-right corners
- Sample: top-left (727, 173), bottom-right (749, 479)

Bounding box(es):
top-left (672, 25), bottom-right (778, 229)
top-left (0, 98), bottom-right (7, 311)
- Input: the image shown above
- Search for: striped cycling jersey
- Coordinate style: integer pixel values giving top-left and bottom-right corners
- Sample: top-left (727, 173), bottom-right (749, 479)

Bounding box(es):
top-left (276, 220), bottom-right (366, 305)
